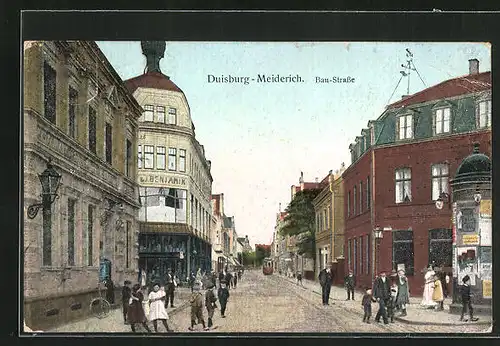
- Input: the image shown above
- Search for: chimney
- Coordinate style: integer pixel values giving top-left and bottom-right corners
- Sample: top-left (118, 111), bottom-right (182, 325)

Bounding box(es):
top-left (220, 193), bottom-right (224, 216)
top-left (299, 171), bottom-right (304, 184)
top-left (401, 95), bottom-right (408, 99)
top-left (279, 203), bottom-right (282, 212)
top-left (469, 59), bottom-right (479, 75)
top-left (315, 177), bottom-right (319, 183)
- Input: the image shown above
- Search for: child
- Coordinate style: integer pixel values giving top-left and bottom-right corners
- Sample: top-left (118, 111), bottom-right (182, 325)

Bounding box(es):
top-left (127, 284), bottom-right (152, 333)
top-left (432, 275), bottom-right (444, 311)
top-left (205, 283), bottom-right (218, 328)
top-left (387, 282), bottom-right (398, 323)
top-left (460, 275), bottom-right (479, 322)
top-left (361, 287), bottom-right (377, 323)
top-left (148, 283), bottom-right (173, 332)
top-left (296, 272), bottom-right (304, 287)
top-left (217, 279), bottom-right (230, 318)
top-left (121, 280), bottom-right (131, 324)
top-left (188, 282), bottom-right (208, 331)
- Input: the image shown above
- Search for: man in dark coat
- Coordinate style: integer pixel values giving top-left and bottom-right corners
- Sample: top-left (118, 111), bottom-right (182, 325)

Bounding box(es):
top-left (217, 280), bottom-right (230, 318)
top-left (318, 267), bottom-right (333, 306)
top-left (121, 280), bottom-right (132, 324)
top-left (225, 271), bottom-right (234, 289)
top-left (373, 271), bottom-right (391, 324)
top-left (344, 271), bottom-right (356, 300)
top-left (104, 279), bottom-right (115, 304)
top-left (205, 283), bottom-right (218, 328)
top-left (164, 268), bottom-right (177, 308)
top-left (460, 275), bottom-right (479, 322)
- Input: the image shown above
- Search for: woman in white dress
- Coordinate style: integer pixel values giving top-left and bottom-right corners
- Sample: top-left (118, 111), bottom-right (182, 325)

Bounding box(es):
top-left (148, 283), bottom-right (173, 332)
top-left (421, 265), bottom-right (437, 308)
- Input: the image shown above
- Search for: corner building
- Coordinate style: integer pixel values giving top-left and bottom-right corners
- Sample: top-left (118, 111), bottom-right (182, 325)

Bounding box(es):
top-left (23, 41), bottom-right (142, 329)
top-left (124, 42), bottom-right (213, 284)
top-left (342, 59), bottom-right (491, 295)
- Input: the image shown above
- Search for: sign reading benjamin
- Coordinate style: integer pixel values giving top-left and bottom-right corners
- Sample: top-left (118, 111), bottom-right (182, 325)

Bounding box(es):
top-left (139, 172), bottom-right (187, 187)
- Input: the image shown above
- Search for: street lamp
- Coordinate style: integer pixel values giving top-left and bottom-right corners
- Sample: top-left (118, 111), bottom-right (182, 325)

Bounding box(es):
top-left (373, 226), bottom-right (391, 278)
top-left (27, 159), bottom-right (62, 219)
top-left (435, 192), bottom-right (451, 210)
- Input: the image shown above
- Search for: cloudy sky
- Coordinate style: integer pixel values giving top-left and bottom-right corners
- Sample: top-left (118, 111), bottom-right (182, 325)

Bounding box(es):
top-left (97, 41), bottom-right (490, 247)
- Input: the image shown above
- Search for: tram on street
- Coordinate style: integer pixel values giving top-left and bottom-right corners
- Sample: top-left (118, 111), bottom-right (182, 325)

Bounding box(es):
top-left (262, 258), bottom-right (274, 275)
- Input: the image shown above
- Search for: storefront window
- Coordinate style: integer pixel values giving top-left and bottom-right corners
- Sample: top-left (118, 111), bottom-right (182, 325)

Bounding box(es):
top-left (139, 187), bottom-right (188, 223)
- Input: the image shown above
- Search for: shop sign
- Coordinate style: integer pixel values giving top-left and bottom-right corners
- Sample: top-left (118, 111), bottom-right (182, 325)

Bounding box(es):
top-left (462, 234), bottom-right (479, 245)
top-left (479, 200), bottom-right (492, 218)
top-left (483, 280), bottom-right (492, 298)
top-left (139, 173), bottom-right (187, 186)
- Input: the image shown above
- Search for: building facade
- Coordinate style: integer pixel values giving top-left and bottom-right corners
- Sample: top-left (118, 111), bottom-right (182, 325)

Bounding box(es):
top-left (343, 59), bottom-right (491, 295)
top-left (125, 42), bottom-right (213, 284)
top-left (23, 41), bottom-right (142, 329)
top-left (211, 193), bottom-right (226, 272)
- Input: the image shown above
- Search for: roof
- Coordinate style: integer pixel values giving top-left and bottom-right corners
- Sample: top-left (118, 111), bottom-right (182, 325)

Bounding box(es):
top-left (452, 143), bottom-right (491, 185)
top-left (387, 71), bottom-right (491, 109)
top-left (124, 71), bottom-right (184, 94)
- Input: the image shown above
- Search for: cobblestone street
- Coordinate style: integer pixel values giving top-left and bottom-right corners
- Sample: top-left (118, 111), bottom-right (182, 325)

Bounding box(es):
top-left (47, 270), bottom-right (491, 334)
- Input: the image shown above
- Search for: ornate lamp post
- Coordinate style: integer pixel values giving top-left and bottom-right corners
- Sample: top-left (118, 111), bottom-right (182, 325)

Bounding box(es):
top-left (27, 159), bottom-right (62, 219)
top-left (373, 227), bottom-right (383, 277)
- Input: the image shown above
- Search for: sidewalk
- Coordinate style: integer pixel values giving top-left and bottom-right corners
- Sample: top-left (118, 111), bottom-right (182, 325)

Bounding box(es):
top-left (277, 274), bottom-right (491, 326)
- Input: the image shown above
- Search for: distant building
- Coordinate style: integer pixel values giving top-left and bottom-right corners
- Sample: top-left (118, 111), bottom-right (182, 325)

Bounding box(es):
top-left (343, 59), bottom-right (491, 295)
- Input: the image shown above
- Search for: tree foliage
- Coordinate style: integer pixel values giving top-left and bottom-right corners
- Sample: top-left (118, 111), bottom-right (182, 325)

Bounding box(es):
top-left (242, 251), bottom-right (256, 266)
top-left (255, 245), bottom-right (271, 266)
top-left (280, 189), bottom-right (321, 258)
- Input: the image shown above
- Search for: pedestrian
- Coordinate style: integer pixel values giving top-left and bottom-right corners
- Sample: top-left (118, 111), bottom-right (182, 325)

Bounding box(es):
top-left (344, 271), bottom-right (356, 300)
top-left (218, 271), bottom-right (225, 288)
top-left (121, 280), bottom-right (132, 324)
top-left (373, 270), bottom-right (391, 324)
top-left (318, 267), bottom-right (333, 306)
top-left (148, 283), bottom-right (173, 332)
top-left (421, 265), bottom-right (437, 309)
top-left (104, 279), bottom-right (115, 305)
top-left (164, 268), bottom-right (177, 308)
top-left (217, 279), bottom-right (230, 318)
top-left (189, 272), bottom-right (196, 293)
top-left (205, 282), bottom-right (218, 328)
top-left (432, 274), bottom-right (444, 311)
top-left (296, 271), bottom-right (304, 286)
top-left (233, 271), bottom-right (238, 288)
top-left (387, 281), bottom-right (398, 323)
top-left (361, 287), bottom-right (377, 323)
top-left (127, 284), bottom-right (152, 333)
top-left (395, 269), bottom-right (410, 317)
top-left (460, 275), bottom-right (478, 322)
top-left (225, 271), bottom-right (234, 289)
top-left (188, 282), bottom-right (208, 331)
top-left (211, 272), bottom-right (217, 287)
top-left (238, 269), bottom-right (242, 281)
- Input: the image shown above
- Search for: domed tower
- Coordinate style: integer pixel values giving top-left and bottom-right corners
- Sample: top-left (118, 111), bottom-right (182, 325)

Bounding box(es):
top-left (449, 142), bottom-right (492, 316)
top-left (141, 41), bottom-right (166, 73)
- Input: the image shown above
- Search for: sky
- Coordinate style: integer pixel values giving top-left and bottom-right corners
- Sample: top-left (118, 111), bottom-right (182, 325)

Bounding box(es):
top-left (96, 41), bottom-right (490, 247)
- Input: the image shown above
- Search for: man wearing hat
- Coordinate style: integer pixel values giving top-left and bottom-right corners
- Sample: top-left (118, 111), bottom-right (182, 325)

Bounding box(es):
top-left (217, 279), bottom-right (230, 318)
top-left (205, 282), bottom-right (218, 328)
top-left (164, 268), bottom-right (177, 308)
top-left (460, 275), bottom-right (478, 322)
top-left (372, 270), bottom-right (391, 324)
top-left (188, 281), bottom-right (208, 331)
top-left (344, 271), bottom-right (356, 301)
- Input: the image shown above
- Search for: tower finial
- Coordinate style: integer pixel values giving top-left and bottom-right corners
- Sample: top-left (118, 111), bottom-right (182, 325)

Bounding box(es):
top-left (141, 41), bottom-right (166, 73)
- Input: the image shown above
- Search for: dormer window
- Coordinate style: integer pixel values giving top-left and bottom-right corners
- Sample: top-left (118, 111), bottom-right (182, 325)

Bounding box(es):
top-left (433, 107), bottom-right (451, 135)
top-left (397, 114), bottom-right (413, 140)
top-left (476, 100), bottom-right (491, 129)
top-left (168, 107), bottom-right (177, 125)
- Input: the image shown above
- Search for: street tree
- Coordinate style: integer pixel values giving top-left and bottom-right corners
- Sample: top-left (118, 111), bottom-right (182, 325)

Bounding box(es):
top-left (280, 188), bottom-right (321, 261)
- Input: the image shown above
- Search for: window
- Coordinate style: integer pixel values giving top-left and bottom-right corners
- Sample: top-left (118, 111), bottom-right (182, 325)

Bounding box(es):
top-left (88, 106), bottom-right (97, 154)
top-left (144, 145), bottom-right (154, 169)
top-left (392, 230), bottom-right (414, 275)
top-left (138, 145), bottom-right (142, 169)
top-left (477, 100), bottom-right (491, 128)
top-left (168, 148), bottom-right (177, 171)
top-left (126, 139), bottom-right (132, 177)
top-left (316, 213), bottom-right (320, 232)
top-left (67, 198), bottom-right (76, 266)
top-left (347, 191), bottom-right (351, 217)
top-left (434, 108), bottom-right (451, 134)
top-left (347, 239), bottom-right (352, 272)
top-left (105, 123), bottom-right (112, 164)
top-left (43, 62), bottom-right (56, 124)
top-left (327, 205), bottom-right (332, 230)
top-left (428, 229), bottom-right (452, 269)
top-left (179, 149), bottom-right (186, 172)
top-left (87, 205), bottom-right (95, 266)
top-left (366, 176), bottom-right (371, 210)
top-left (68, 87), bottom-right (78, 138)
top-left (395, 168), bottom-right (412, 203)
top-left (397, 114), bottom-right (413, 140)
top-left (157, 106), bottom-right (165, 123)
top-left (156, 146), bottom-right (166, 170)
top-left (42, 196), bottom-right (52, 266)
top-left (168, 107), bottom-right (177, 125)
top-left (126, 221), bottom-right (131, 268)
top-left (353, 238), bottom-right (357, 275)
top-left (365, 234), bottom-right (370, 274)
top-left (359, 236), bottom-right (363, 274)
top-left (353, 185), bottom-right (357, 215)
top-left (144, 105), bottom-right (154, 122)
top-left (431, 163), bottom-right (449, 201)
top-left (359, 181), bottom-right (363, 213)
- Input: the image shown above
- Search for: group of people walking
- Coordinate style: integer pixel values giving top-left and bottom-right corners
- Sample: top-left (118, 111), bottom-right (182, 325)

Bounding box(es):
top-left (120, 266), bottom-right (243, 333)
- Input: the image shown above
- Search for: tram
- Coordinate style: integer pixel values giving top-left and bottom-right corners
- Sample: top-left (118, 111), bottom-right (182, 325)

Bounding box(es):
top-left (262, 258), bottom-right (274, 275)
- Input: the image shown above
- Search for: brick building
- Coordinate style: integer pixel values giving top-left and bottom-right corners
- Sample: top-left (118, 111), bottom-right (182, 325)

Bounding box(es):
top-left (342, 59), bottom-right (491, 295)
